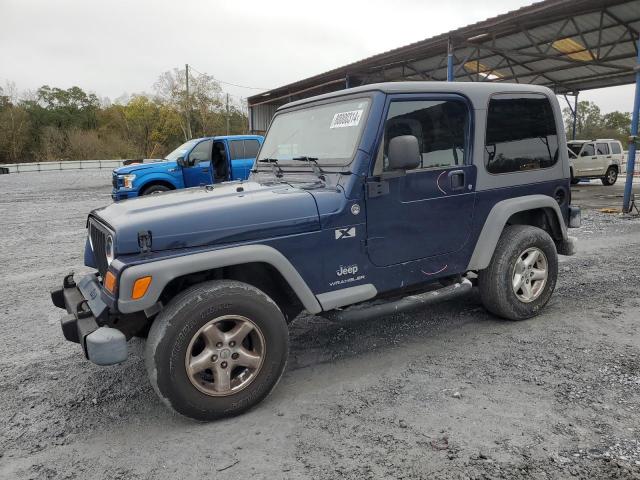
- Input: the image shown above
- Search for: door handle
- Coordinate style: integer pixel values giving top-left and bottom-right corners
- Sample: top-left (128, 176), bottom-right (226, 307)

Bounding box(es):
top-left (606, 156), bottom-right (612, 159)
top-left (448, 169), bottom-right (465, 191)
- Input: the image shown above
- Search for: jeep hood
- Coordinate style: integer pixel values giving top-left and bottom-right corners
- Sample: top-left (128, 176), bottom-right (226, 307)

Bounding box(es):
top-left (114, 160), bottom-right (173, 175)
top-left (92, 181), bottom-right (322, 254)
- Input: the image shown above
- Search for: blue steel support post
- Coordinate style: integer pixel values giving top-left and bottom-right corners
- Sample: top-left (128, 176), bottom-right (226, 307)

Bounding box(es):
top-left (572, 92), bottom-right (579, 140)
top-left (447, 38), bottom-right (454, 82)
top-left (623, 39), bottom-right (640, 213)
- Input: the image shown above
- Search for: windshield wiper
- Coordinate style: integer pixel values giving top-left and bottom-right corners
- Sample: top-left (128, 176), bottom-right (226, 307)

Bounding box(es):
top-left (257, 158), bottom-right (284, 178)
top-left (291, 156), bottom-right (327, 180)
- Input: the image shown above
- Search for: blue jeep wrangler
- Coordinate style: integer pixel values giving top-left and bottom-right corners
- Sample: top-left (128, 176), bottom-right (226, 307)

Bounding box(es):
top-left (111, 135), bottom-right (263, 200)
top-left (51, 82), bottom-right (580, 420)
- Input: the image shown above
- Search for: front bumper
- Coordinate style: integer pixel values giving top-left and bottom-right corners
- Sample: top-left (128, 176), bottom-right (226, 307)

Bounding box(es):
top-left (50, 273), bottom-right (127, 365)
top-left (111, 189), bottom-right (138, 201)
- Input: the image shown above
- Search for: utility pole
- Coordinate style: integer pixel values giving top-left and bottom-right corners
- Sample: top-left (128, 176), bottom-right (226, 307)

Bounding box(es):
top-left (185, 64), bottom-right (192, 140)
top-left (226, 93), bottom-right (230, 135)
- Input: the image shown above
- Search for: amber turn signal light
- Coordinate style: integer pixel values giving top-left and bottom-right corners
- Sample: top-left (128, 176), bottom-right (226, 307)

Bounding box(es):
top-left (132, 276), bottom-right (152, 300)
top-left (104, 271), bottom-right (117, 294)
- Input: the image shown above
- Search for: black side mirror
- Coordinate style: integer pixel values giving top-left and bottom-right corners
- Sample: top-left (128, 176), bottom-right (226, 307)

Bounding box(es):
top-left (176, 156), bottom-right (186, 166)
top-left (387, 135), bottom-right (421, 171)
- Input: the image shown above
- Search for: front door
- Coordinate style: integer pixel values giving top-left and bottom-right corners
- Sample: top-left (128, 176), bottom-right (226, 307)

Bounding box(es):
top-left (366, 96), bottom-right (476, 267)
top-left (183, 139), bottom-right (213, 187)
top-left (577, 142), bottom-right (597, 176)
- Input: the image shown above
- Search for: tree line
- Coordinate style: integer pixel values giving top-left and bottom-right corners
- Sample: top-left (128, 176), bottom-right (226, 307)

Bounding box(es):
top-left (561, 100), bottom-right (631, 144)
top-left (0, 68), bottom-right (249, 164)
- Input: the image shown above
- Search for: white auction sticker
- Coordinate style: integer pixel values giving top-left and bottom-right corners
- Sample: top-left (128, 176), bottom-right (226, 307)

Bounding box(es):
top-left (330, 110), bottom-right (363, 129)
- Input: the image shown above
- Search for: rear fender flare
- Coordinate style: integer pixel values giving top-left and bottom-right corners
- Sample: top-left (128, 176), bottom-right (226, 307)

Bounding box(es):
top-left (467, 195), bottom-right (567, 271)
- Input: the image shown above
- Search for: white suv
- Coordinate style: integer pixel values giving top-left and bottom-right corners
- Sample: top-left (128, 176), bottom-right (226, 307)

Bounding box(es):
top-left (568, 139), bottom-right (624, 186)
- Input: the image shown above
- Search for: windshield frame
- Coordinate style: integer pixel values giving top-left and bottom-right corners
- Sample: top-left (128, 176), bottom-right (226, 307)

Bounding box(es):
top-left (257, 94), bottom-right (374, 168)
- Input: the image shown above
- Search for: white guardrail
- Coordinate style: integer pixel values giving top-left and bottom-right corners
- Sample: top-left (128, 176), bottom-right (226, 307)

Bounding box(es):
top-left (1, 159), bottom-right (128, 173)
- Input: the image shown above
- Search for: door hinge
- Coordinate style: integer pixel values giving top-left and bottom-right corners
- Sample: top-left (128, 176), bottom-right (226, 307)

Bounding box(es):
top-left (138, 230), bottom-right (153, 254)
top-left (367, 181), bottom-right (389, 198)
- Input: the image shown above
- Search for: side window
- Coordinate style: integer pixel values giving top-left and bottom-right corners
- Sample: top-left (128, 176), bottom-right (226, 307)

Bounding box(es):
top-left (380, 99), bottom-right (468, 172)
top-left (610, 142), bottom-right (622, 154)
top-left (581, 143), bottom-right (595, 156)
top-left (596, 143), bottom-right (609, 155)
top-left (189, 140), bottom-right (212, 164)
top-left (485, 95), bottom-right (558, 174)
top-left (229, 140), bottom-right (244, 160)
top-left (243, 139), bottom-right (261, 158)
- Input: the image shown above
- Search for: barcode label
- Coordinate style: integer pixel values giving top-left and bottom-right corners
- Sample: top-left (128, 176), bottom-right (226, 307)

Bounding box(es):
top-left (330, 110), bottom-right (363, 129)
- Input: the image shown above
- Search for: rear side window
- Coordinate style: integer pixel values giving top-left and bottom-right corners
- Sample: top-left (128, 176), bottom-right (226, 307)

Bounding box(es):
top-left (485, 95), bottom-right (558, 174)
top-left (229, 140), bottom-right (244, 160)
top-left (596, 143), bottom-right (609, 155)
top-left (244, 139), bottom-right (261, 158)
top-left (610, 142), bottom-right (622, 154)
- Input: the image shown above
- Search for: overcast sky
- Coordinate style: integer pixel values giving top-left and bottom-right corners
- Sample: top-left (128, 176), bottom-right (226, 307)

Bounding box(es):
top-left (0, 0), bottom-right (635, 112)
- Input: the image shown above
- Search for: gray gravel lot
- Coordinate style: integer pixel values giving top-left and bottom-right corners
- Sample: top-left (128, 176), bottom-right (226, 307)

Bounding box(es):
top-left (1, 170), bottom-right (640, 479)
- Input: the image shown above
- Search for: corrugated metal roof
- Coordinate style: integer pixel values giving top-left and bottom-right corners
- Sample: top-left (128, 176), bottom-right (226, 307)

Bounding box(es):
top-left (248, 0), bottom-right (639, 108)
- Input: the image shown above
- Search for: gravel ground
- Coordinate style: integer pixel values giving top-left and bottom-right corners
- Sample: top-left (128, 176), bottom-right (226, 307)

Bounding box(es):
top-left (1, 170), bottom-right (640, 480)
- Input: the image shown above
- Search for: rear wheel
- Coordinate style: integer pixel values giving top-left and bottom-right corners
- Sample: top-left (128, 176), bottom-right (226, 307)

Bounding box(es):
top-left (601, 166), bottom-right (618, 186)
top-left (141, 184), bottom-right (171, 195)
top-left (478, 225), bottom-right (558, 321)
top-left (145, 280), bottom-right (289, 420)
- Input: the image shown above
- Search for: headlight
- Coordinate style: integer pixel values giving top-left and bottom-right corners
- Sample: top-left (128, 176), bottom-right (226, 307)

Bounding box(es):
top-left (105, 234), bottom-right (115, 266)
top-left (122, 174), bottom-right (136, 189)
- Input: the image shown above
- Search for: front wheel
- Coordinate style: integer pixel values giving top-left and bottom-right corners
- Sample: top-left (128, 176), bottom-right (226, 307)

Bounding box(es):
top-left (145, 280), bottom-right (289, 420)
top-left (478, 225), bottom-right (558, 321)
top-left (601, 167), bottom-right (618, 186)
top-left (141, 184), bottom-right (171, 195)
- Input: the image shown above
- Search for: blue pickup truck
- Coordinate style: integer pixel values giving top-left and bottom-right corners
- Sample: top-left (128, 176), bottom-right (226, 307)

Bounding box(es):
top-left (111, 135), bottom-right (263, 200)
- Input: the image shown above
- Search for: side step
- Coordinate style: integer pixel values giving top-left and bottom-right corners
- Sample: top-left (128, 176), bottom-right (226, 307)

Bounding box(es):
top-left (322, 278), bottom-right (473, 322)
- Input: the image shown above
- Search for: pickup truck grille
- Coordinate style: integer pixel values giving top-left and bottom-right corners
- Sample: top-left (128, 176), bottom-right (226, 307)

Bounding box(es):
top-left (112, 173), bottom-right (120, 189)
top-left (88, 218), bottom-right (110, 277)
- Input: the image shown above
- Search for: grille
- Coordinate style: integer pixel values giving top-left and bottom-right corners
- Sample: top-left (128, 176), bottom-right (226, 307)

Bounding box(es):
top-left (88, 218), bottom-right (110, 277)
top-left (112, 173), bottom-right (120, 189)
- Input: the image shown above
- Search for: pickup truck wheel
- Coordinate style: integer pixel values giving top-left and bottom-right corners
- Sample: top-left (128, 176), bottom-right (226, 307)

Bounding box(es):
top-left (601, 167), bottom-right (618, 186)
top-left (478, 225), bottom-right (558, 321)
top-left (145, 280), bottom-right (288, 420)
top-left (141, 184), bottom-right (170, 195)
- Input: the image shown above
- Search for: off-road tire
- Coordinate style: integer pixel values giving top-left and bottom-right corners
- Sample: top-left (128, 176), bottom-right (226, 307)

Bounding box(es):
top-left (601, 166), bottom-right (618, 186)
top-left (141, 184), bottom-right (171, 195)
top-left (145, 280), bottom-right (289, 421)
top-left (478, 225), bottom-right (558, 321)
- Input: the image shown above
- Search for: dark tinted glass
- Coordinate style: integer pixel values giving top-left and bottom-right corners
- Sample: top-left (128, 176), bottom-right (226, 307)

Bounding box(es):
top-left (485, 96), bottom-right (558, 174)
top-left (243, 139), bottom-right (260, 158)
top-left (229, 140), bottom-right (244, 160)
top-left (596, 143), bottom-right (609, 155)
top-left (610, 142), bottom-right (622, 154)
top-left (189, 140), bottom-right (212, 164)
top-left (582, 143), bottom-right (595, 156)
top-left (383, 100), bottom-right (468, 171)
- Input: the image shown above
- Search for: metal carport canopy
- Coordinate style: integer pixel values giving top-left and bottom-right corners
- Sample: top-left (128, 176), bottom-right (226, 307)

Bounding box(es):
top-left (248, 0), bottom-right (639, 113)
top-left (249, 0), bottom-right (640, 212)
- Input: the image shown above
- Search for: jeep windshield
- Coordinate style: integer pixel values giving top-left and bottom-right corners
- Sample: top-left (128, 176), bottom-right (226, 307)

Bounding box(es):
top-left (165, 139), bottom-right (199, 161)
top-left (258, 98), bottom-right (371, 167)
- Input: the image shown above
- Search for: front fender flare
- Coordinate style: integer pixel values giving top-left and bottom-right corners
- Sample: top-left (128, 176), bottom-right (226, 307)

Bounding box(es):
top-left (117, 244), bottom-right (322, 315)
top-left (467, 195), bottom-right (567, 271)
top-left (136, 173), bottom-right (180, 192)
